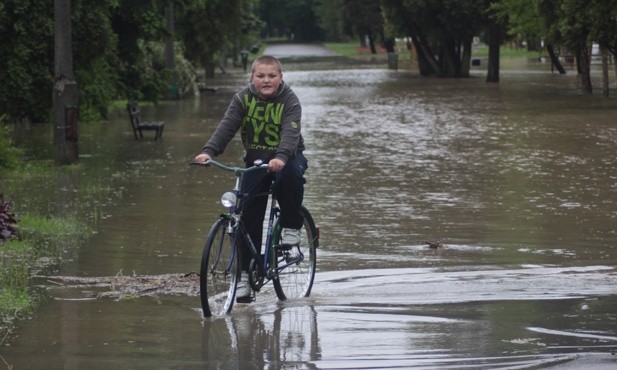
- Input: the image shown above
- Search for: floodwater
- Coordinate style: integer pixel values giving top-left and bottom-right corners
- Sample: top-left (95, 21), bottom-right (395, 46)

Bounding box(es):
top-left (2, 52), bottom-right (617, 369)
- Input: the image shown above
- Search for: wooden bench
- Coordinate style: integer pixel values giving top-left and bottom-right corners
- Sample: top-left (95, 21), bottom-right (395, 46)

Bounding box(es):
top-left (126, 100), bottom-right (165, 140)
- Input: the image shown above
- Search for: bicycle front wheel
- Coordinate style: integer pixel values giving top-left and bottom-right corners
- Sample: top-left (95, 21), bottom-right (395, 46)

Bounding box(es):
top-left (272, 206), bottom-right (318, 300)
top-left (200, 217), bottom-right (238, 317)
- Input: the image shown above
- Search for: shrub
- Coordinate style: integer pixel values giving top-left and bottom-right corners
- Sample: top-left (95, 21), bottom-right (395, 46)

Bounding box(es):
top-left (0, 195), bottom-right (18, 242)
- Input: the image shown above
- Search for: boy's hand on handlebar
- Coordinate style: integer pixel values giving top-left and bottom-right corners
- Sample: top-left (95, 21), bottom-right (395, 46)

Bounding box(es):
top-left (268, 158), bottom-right (285, 172)
top-left (194, 153), bottom-right (211, 164)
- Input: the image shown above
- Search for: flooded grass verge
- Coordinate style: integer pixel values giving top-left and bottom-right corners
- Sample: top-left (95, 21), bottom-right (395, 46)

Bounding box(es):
top-left (0, 209), bottom-right (90, 339)
top-left (0, 159), bottom-right (117, 340)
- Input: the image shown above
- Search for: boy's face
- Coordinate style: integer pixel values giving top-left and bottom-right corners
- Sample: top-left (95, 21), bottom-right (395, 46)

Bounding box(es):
top-left (251, 63), bottom-right (282, 99)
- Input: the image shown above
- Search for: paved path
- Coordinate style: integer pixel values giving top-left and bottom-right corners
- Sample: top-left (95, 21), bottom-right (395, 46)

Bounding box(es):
top-left (262, 43), bottom-right (338, 58)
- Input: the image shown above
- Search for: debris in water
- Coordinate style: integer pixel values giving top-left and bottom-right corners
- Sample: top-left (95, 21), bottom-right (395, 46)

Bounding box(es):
top-left (37, 270), bottom-right (200, 300)
top-left (425, 241), bottom-right (445, 249)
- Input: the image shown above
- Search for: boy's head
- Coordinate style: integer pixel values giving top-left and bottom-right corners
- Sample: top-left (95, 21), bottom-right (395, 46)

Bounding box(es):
top-left (251, 55), bottom-right (282, 75)
top-left (250, 55), bottom-right (283, 99)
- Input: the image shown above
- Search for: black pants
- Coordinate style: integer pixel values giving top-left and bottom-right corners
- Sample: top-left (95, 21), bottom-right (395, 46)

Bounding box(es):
top-left (239, 152), bottom-right (307, 271)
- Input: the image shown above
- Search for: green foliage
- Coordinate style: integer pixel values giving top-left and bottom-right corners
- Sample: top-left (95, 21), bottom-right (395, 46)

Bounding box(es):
top-left (313, 0), bottom-right (346, 41)
top-left (0, 0), bottom-right (184, 123)
top-left (0, 0), bottom-right (314, 123)
top-left (0, 214), bottom-right (89, 332)
top-left (0, 0), bottom-right (121, 123)
top-left (496, 0), bottom-right (617, 54)
top-left (169, 42), bottom-right (199, 97)
top-left (258, 0), bottom-right (320, 41)
top-left (0, 125), bottom-right (23, 171)
top-left (343, 0), bottom-right (385, 42)
top-left (586, 0), bottom-right (617, 54)
top-left (139, 40), bottom-right (171, 100)
top-left (72, 0), bottom-right (120, 121)
top-left (0, 283), bottom-right (33, 314)
top-left (381, 0), bottom-right (492, 76)
top-left (0, 241), bottom-right (32, 289)
top-left (0, 0), bottom-right (54, 123)
top-left (178, 0), bottom-right (263, 67)
top-left (76, 58), bottom-right (119, 121)
top-left (112, 0), bottom-right (169, 101)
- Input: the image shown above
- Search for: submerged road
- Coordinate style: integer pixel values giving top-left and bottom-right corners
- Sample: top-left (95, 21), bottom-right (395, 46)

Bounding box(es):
top-left (262, 43), bottom-right (338, 58)
top-left (2, 45), bottom-right (617, 369)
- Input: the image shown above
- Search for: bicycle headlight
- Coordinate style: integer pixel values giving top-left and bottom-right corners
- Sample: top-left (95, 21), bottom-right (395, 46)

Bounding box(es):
top-left (220, 192), bottom-right (237, 208)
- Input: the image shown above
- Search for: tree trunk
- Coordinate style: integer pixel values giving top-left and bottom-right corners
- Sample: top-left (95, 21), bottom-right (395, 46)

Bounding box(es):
top-left (412, 36), bottom-right (438, 76)
top-left (390, 0), bottom-right (439, 76)
top-left (367, 32), bottom-right (377, 54)
top-left (601, 45), bottom-right (609, 97)
top-left (461, 38), bottom-right (472, 77)
top-left (576, 44), bottom-right (593, 94)
top-left (546, 44), bottom-right (566, 74)
top-left (204, 55), bottom-right (216, 79)
top-left (382, 34), bottom-right (396, 53)
top-left (486, 21), bottom-right (501, 83)
top-left (53, 0), bottom-right (78, 165)
top-left (440, 37), bottom-right (462, 77)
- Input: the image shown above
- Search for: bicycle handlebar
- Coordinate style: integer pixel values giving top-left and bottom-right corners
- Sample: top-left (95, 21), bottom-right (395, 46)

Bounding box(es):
top-left (189, 159), bottom-right (268, 175)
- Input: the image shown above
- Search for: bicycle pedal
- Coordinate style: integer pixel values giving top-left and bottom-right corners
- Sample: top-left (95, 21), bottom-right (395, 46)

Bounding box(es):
top-left (236, 294), bottom-right (254, 304)
top-left (273, 244), bottom-right (287, 256)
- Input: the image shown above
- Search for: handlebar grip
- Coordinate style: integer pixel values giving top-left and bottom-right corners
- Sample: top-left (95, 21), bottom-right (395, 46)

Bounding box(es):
top-left (189, 159), bottom-right (267, 173)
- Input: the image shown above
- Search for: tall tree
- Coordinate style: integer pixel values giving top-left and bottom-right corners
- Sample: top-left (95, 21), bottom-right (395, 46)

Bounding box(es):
top-left (485, 2), bottom-right (507, 83)
top-left (553, 0), bottom-right (593, 93)
top-left (178, 0), bottom-right (262, 77)
top-left (53, 0), bottom-right (78, 164)
top-left (485, 18), bottom-right (502, 82)
top-left (0, 0), bottom-right (120, 123)
top-left (0, 0), bottom-right (54, 123)
top-left (343, 0), bottom-right (384, 53)
top-left (586, 0), bottom-right (617, 96)
top-left (382, 0), bottom-right (489, 77)
top-left (492, 0), bottom-right (566, 74)
top-left (111, 0), bottom-right (170, 101)
top-left (314, 0), bottom-right (345, 41)
top-left (259, 0), bottom-right (321, 41)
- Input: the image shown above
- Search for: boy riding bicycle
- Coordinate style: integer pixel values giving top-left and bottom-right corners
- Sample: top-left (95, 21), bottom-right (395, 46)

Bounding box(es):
top-left (194, 55), bottom-right (307, 303)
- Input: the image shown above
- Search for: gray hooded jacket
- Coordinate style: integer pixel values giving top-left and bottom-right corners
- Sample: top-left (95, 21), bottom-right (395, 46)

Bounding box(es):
top-left (202, 81), bottom-right (304, 165)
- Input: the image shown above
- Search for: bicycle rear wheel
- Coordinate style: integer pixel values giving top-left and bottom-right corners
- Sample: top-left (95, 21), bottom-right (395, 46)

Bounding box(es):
top-left (200, 218), bottom-right (238, 317)
top-left (272, 206), bottom-right (318, 300)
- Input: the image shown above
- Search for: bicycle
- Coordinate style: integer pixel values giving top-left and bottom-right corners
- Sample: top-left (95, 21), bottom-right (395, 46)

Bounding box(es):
top-left (190, 159), bottom-right (319, 317)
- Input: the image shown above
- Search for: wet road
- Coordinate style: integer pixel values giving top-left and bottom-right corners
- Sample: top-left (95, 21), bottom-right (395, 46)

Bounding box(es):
top-left (263, 43), bottom-right (338, 57)
top-left (2, 46), bottom-right (617, 369)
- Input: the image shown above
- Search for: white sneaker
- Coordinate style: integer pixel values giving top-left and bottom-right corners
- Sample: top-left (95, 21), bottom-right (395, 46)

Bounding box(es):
top-left (236, 271), bottom-right (251, 302)
top-left (281, 228), bottom-right (301, 245)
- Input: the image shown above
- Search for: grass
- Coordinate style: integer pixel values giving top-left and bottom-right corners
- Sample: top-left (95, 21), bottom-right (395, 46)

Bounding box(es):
top-left (0, 126), bottom-right (131, 340)
top-left (323, 41), bottom-right (541, 60)
top-left (323, 42), bottom-right (401, 60)
top-left (0, 214), bottom-right (90, 336)
top-left (0, 126), bottom-right (106, 339)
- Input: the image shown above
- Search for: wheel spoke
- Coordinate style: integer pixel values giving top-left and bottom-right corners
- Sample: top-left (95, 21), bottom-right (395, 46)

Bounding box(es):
top-left (272, 207), bottom-right (317, 300)
top-left (200, 219), bottom-right (237, 317)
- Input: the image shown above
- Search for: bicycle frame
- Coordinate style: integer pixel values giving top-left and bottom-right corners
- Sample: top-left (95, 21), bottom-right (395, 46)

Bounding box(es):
top-left (233, 197), bottom-right (281, 289)
top-left (193, 160), bottom-right (281, 289)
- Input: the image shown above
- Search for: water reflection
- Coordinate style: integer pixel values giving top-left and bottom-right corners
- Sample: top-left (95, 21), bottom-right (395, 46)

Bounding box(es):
top-left (201, 304), bottom-right (321, 370)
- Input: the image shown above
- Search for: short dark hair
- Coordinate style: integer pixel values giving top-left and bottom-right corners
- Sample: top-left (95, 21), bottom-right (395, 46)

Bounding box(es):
top-left (251, 55), bottom-right (282, 74)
